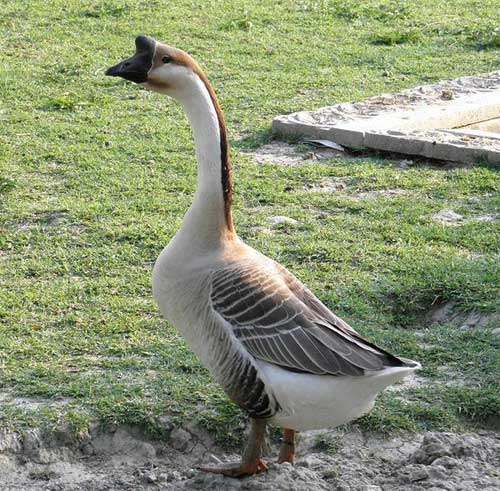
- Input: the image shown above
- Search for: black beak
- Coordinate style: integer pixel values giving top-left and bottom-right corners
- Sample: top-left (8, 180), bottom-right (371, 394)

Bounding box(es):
top-left (105, 35), bottom-right (156, 83)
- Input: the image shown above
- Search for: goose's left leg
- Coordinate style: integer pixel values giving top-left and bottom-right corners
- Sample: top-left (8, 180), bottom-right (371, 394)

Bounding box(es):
top-left (278, 428), bottom-right (296, 464)
top-left (199, 418), bottom-right (268, 477)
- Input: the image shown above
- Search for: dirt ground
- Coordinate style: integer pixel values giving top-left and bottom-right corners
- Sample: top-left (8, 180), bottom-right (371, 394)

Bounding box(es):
top-left (1, 421), bottom-right (499, 491)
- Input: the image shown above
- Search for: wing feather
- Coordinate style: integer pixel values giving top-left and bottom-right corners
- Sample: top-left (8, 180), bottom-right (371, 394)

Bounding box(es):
top-left (211, 260), bottom-right (406, 376)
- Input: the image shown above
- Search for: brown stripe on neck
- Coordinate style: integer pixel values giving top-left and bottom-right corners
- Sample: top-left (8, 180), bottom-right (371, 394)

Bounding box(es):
top-left (192, 67), bottom-right (234, 233)
top-left (158, 45), bottom-right (234, 233)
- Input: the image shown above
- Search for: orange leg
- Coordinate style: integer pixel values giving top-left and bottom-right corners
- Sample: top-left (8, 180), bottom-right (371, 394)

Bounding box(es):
top-left (278, 428), bottom-right (296, 464)
top-left (199, 418), bottom-right (268, 477)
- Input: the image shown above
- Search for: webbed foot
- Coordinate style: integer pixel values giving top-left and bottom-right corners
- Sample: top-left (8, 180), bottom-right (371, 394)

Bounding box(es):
top-left (199, 458), bottom-right (268, 477)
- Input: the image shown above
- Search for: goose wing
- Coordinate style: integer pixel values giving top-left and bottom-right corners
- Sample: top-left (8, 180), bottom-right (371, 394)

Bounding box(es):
top-left (210, 260), bottom-right (405, 376)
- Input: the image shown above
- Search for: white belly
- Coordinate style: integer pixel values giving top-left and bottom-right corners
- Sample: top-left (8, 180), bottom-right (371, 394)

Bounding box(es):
top-left (256, 359), bottom-right (420, 431)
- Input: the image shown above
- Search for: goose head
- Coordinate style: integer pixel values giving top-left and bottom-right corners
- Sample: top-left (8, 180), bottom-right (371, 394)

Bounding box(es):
top-left (105, 35), bottom-right (205, 100)
top-left (106, 35), bottom-right (234, 235)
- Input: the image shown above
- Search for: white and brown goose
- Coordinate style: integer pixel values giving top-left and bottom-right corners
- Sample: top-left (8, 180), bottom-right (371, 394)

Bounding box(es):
top-left (106, 35), bottom-right (420, 477)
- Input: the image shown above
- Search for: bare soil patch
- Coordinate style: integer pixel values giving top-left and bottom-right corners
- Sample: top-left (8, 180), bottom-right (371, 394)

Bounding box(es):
top-left (246, 142), bottom-right (342, 166)
top-left (1, 423), bottom-right (499, 491)
top-left (426, 300), bottom-right (499, 330)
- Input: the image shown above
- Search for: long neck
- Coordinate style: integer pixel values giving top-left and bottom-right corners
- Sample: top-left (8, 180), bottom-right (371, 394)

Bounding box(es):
top-left (174, 74), bottom-right (234, 248)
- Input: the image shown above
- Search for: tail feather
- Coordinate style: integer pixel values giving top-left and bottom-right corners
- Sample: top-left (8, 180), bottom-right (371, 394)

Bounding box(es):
top-left (364, 358), bottom-right (421, 390)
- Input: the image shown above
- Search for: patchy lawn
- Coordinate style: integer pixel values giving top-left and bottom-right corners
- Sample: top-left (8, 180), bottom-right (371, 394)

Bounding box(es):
top-left (0, 0), bottom-right (499, 444)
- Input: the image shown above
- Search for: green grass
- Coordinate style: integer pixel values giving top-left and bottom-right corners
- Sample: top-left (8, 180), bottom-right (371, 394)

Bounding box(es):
top-left (314, 432), bottom-right (341, 455)
top-left (370, 28), bottom-right (422, 46)
top-left (1, 0), bottom-right (499, 445)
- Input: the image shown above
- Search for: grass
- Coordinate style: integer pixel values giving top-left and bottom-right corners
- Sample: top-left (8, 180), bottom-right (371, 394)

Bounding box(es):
top-left (1, 0), bottom-right (499, 445)
top-left (314, 432), bottom-right (341, 455)
top-left (370, 28), bottom-right (422, 46)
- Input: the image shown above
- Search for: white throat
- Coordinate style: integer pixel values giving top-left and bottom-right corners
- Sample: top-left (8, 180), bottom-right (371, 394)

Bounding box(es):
top-left (168, 73), bottom-right (232, 250)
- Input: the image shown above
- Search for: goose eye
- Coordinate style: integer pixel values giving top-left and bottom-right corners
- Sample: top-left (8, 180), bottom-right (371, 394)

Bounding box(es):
top-left (162, 55), bottom-right (172, 64)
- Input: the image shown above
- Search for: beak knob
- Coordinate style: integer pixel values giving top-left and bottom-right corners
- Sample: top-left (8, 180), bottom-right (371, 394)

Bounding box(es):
top-left (135, 35), bottom-right (156, 53)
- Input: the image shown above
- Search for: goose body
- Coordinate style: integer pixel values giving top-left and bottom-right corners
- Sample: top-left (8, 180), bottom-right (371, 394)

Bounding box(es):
top-left (106, 36), bottom-right (420, 475)
top-left (153, 241), bottom-right (418, 431)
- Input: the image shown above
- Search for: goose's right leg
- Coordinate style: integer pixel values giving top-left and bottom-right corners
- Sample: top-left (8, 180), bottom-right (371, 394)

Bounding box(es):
top-left (199, 418), bottom-right (268, 477)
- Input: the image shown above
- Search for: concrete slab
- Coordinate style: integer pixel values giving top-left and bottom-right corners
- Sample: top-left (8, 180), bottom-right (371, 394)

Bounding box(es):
top-left (273, 72), bottom-right (500, 164)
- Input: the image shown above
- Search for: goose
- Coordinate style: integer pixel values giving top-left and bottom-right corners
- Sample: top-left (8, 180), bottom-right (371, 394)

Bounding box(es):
top-left (105, 35), bottom-right (421, 477)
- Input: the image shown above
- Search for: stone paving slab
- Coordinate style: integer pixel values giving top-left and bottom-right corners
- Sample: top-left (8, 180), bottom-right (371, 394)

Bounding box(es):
top-left (273, 72), bottom-right (500, 164)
